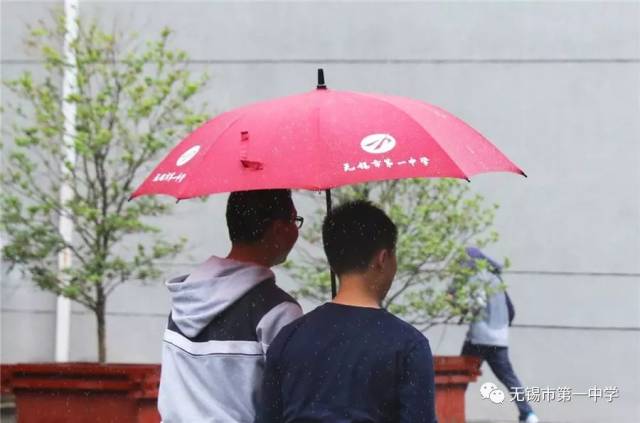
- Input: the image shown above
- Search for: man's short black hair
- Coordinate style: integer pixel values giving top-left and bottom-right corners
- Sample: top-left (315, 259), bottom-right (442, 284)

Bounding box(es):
top-left (226, 189), bottom-right (294, 244)
top-left (322, 200), bottom-right (397, 275)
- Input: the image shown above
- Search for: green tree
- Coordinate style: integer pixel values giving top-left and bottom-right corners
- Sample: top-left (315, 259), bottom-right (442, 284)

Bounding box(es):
top-left (288, 179), bottom-right (506, 330)
top-left (1, 11), bottom-right (208, 362)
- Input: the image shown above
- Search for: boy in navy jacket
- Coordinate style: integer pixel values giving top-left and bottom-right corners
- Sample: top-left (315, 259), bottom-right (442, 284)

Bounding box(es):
top-left (258, 200), bottom-right (437, 423)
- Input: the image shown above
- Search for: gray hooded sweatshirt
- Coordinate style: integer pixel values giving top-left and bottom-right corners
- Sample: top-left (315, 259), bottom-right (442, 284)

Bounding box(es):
top-left (158, 256), bottom-right (302, 423)
top-left (466, 268), bottom-right (510, 347)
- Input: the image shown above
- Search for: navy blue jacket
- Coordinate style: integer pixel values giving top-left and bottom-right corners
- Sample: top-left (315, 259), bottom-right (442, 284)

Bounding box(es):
top-left (257, 303), bottom-right (437, 423)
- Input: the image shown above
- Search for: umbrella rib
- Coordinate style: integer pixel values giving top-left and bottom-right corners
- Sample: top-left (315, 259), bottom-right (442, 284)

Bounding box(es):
top-left (345, 91), bottom-right (472, 180)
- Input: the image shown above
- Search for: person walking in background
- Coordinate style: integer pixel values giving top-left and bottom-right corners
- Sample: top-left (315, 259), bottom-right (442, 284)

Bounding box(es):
top-left (461, 247), bottom-right (539, 423)
top-left (257, 200), bottom-right (437, 423)
top-left (158, 189), bottom-right (304, 423)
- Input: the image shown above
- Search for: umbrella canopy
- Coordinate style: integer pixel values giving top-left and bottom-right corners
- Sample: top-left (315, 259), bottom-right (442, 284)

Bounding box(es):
top-left (130, 70), bottom-right (524, 201)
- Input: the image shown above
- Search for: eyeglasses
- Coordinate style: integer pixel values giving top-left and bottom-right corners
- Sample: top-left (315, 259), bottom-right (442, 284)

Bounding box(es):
top-left (294, 216), bottom-right (304, 229)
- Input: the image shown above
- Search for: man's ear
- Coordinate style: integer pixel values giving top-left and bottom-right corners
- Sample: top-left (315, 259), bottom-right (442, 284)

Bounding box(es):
top-left (260, 221), bottom-right (279, 242)
top-left (269, 219), bottom-right (289, 235)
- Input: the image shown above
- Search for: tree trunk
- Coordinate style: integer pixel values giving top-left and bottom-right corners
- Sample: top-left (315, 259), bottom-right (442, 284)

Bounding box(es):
top-left (95, 285), bottom-right (107, 363)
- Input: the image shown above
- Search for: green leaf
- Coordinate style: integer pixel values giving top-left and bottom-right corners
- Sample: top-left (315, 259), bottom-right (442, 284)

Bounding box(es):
top-left (1, 10), bottom-right (208, 326)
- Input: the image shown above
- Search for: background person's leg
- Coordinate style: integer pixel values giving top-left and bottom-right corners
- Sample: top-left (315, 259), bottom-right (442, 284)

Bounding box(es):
top-left (461, 341), bottom-right (484, 362)
top-left (483, 346), bottom-right (534, 420)
top-left (460, 341), bottom-right (484, 393)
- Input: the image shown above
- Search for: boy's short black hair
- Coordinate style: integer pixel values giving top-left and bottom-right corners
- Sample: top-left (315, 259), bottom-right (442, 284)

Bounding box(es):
top-left (226, 189), bottom-right (294, 244)
top-left (322, 200), bottom-right (397, 275)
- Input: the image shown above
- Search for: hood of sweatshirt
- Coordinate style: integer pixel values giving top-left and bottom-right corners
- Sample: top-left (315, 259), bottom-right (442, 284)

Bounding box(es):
top-left (165, 256), bottom-right (274, 338)
top-left (465, 246), bottom-right (503, 274)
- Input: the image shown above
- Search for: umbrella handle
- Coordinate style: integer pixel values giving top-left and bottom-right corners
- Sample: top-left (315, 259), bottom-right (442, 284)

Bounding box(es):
top-left (325, 189), bottom-right (337, 298)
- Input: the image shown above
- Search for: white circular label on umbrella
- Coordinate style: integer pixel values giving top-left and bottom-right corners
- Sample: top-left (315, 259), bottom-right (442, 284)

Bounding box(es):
top-left (176, 145), bottom-right (200, 167)
top-left (360, 134), bottom-right (396, 154)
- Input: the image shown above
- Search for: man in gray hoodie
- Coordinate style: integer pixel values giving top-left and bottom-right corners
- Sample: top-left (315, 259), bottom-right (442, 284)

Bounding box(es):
top-left (158, 189), bottom-right (304, 423)
top-left (461, 247), bottom-right (539, 423)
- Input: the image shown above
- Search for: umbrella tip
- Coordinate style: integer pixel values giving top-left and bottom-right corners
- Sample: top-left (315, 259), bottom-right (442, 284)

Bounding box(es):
top-left (317, 68), bottom-right (326, 90)
top-left (520, 170), bottom-right (528, 178)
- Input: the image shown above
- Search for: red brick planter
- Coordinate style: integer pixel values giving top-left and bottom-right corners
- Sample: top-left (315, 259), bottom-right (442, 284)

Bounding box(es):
top-left (1, 363), bottom-right (160, 423)
top-left (434, 355), bottom-right (482, 423)
top-left (1, 357), bottom-right (480, 423)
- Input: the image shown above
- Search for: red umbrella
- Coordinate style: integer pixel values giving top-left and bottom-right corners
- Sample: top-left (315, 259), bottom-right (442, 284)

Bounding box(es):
top-left (131, 69), bottom-right (525, 295)
top-left (131, 69), bottom-right (524, 200)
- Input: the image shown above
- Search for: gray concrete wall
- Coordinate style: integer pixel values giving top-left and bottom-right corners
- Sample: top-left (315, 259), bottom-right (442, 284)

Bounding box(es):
top-left (2, 1), bottom-right (639, 422)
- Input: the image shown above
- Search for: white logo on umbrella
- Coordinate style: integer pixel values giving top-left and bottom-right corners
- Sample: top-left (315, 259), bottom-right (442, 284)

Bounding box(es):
top-left (176, 145), bottom-right (201, 167)
top-left (360, 134), bottom-right (396, 154)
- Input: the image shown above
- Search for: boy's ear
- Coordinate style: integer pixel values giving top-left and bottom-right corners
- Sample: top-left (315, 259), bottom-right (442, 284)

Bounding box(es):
top-left (372, 249), bottom-right (390, 269)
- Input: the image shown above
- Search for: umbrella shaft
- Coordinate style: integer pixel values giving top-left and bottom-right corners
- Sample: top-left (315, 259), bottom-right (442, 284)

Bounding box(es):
top-left (325, 189), bottom-right (337, 298)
